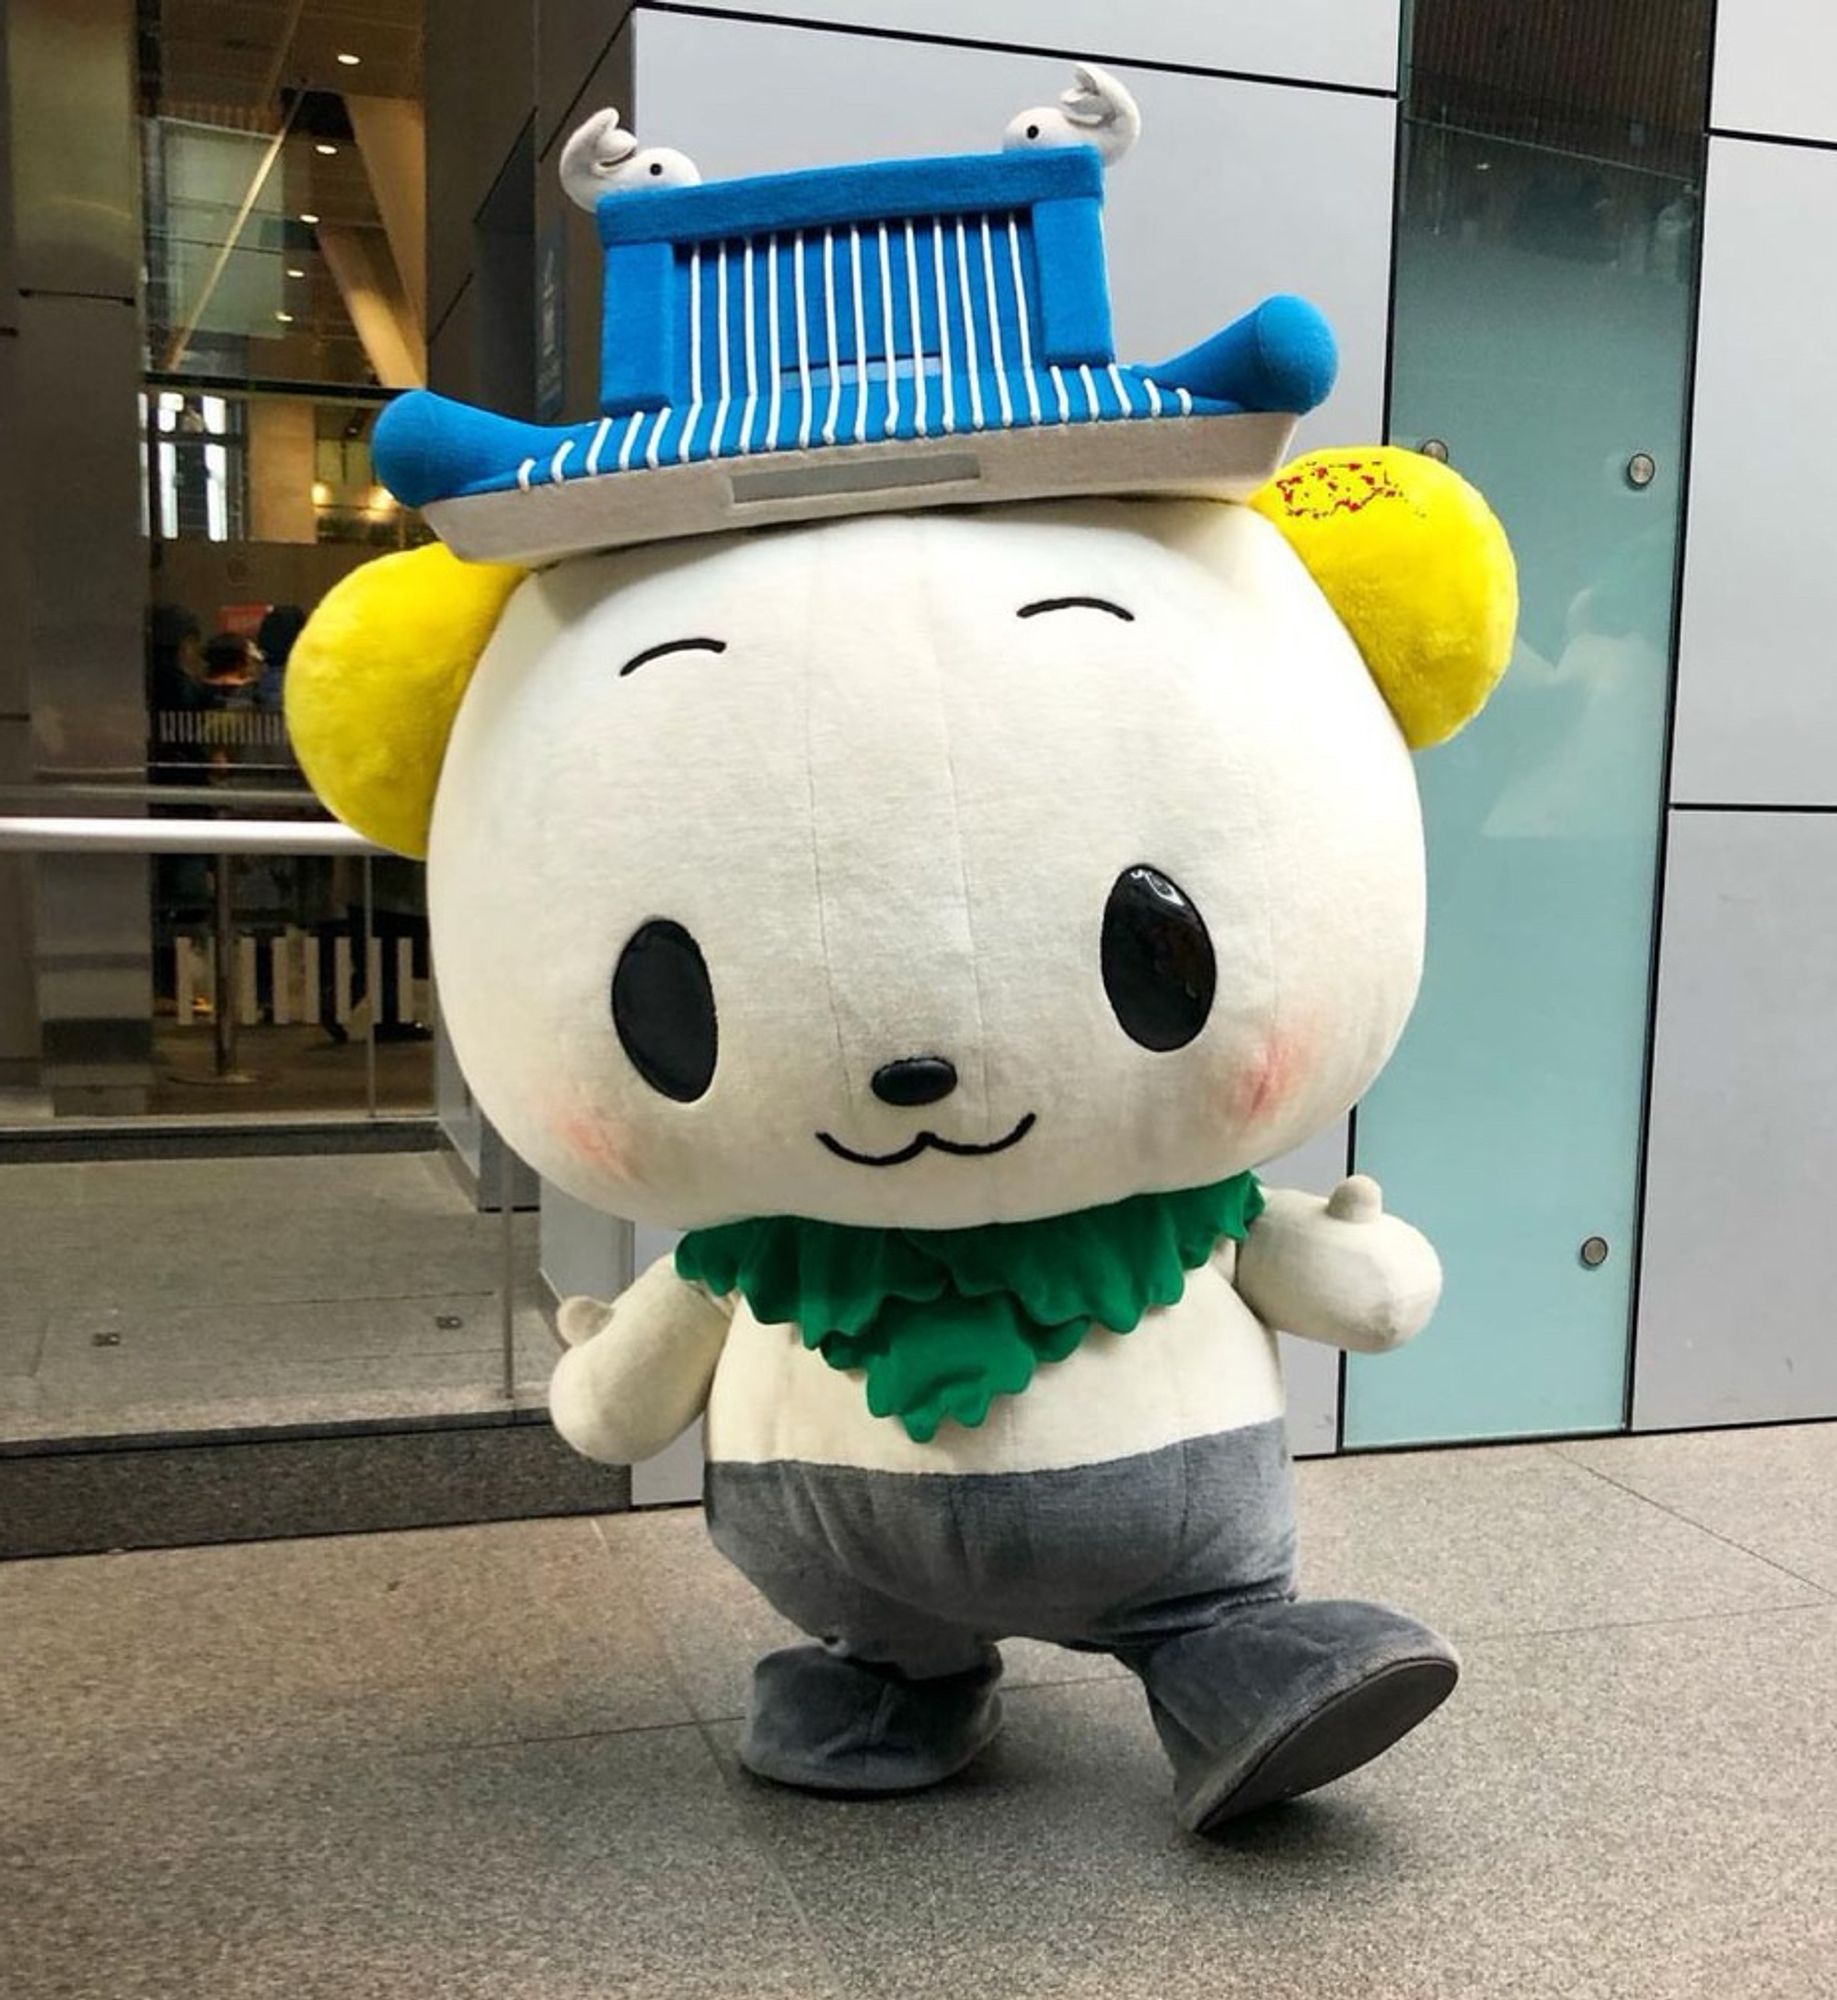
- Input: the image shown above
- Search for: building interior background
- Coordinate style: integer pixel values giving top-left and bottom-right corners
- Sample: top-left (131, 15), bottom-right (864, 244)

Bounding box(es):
top-left (0, 0), bottom-right (1828, 1543)
top-left (5, 7), bottom-right (1836, 1997)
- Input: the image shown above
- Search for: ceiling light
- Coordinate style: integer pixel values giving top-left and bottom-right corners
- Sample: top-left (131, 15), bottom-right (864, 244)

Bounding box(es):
top-left (300, 211), bottom-right (319, 224)
top-left (336, 52), bottom-right (361, 66)
top-left (274, 311), bottom-right (294, 324)
top-left (286, 266), bottom-right (305, 278)
top-left (315, 142), bottom-right (338, 157)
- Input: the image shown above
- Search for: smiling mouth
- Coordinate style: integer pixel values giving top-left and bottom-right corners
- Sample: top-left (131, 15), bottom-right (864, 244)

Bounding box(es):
top-left (816, 1112), bottom-right (1038, 1169)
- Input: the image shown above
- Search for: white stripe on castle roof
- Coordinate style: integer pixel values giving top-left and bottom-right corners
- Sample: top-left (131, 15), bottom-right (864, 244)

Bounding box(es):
top-left (681, 248), bottom-right (703, 463)
top-left (1007, 218), bottom-right (1042, 426)
top-left (793, 231), bottom-right (813, 449)
top-left (820, 231), bottom-right (842, 446)
top-left (738, 240), bottom-right (758, 454)
top-left (712, 245), bottom-right (732, 457)
top-left (931, 221), bottom-right (955, 434)
top-left (585, 415), bottom-right (613, 474)
top-left (904, 221), bottom-right (927, 439)
top-left (955, 218), bottom-right (983, 432)
top-left (765, 233), bottom-right (783, 453)
top-left (981, 218), bottom-right (1013, 428)
top-left (877, 223), bottom-right (899, 439)
top-left (849, 225), bottom-right (869, 446)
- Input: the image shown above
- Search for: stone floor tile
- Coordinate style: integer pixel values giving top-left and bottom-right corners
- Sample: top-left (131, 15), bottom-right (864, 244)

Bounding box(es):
top-left (0, 1308), bottom-right (46, 1374)
top-left (1554, 1423), bottom-right (1837, 1594)
top-left (596, 1507), bottom-right (1125, 1723)
top-left (0, 1378), bottom-right (553, 1451)
top-left (0, 1153), bottom-right (464, 1218)
top-left (0, 1151), bottom-right (554, 1443)
top-left (45, 1293), bottom-right (512, 1365)
top-left (711, 1604), bottom-right (1837, 2000)
top-left (1292, 1442), bottom-right (1826, 1641)
top-left (18, 1312), bottom-right (555, 1412)
top-left (0, 1156), bottom-right (535, 1315)
top-left (1, 1724), bottom-right (838, 2000)
top-left (0, 1516), bottom-right (688, 1774)
top-left (2, 1321), bottom-right (558, 1447)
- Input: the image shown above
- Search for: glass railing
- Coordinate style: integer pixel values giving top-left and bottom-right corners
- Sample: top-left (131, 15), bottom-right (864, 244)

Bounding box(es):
top-left (0, 814), bottom-right (566, 1453)
top-left (0, 810), bottom-right (433, 1122)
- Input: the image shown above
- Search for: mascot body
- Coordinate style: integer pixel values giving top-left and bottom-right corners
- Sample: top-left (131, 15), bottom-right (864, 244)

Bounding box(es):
top-left (289, 72), bottom-right (1515, 1834)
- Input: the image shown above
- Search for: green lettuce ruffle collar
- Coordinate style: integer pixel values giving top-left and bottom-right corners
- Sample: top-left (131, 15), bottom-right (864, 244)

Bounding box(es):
top-left (675, 1173), bottom-right (1263, 1444)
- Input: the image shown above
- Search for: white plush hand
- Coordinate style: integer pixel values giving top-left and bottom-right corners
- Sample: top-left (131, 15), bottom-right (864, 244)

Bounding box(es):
top-left (547, 1257), bottom-right (732, 1465)
top-left (1233, 1176), bottom-right (1442, 1354)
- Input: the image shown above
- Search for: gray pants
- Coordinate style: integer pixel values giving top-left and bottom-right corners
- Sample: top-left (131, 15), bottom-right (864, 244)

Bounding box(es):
top-left (706, 1421), bottom-right (1457, 1824)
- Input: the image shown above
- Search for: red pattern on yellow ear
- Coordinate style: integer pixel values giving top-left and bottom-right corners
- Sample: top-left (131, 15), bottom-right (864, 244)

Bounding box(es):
top-left (1252, 448), bottom-right (1517, 749)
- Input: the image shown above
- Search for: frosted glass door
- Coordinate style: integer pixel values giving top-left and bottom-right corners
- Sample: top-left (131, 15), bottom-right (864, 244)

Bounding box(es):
top-left (1345, 2), bottom-right (1711, 1445)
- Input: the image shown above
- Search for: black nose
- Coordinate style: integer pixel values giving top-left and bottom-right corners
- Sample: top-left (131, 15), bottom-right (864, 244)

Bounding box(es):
top-left (871, 1056), bottom-right (958, 1108)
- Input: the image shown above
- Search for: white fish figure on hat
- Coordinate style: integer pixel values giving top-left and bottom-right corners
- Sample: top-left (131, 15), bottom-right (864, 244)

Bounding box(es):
top-left (560, 106), bottom-right (700, 209)
top-left (1004, 61), bottom-right (1141, 165)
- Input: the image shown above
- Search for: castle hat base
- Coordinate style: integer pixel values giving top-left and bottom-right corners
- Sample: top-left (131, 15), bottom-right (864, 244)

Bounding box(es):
top-left (424, 411), bottom-right (1298, 567)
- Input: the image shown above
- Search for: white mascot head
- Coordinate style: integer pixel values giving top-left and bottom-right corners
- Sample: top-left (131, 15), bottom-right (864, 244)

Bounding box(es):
top-left (287, 84), bottom-right (1515, 1237)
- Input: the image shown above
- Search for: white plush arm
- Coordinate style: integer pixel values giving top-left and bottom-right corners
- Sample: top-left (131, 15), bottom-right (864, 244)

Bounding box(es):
top-left (548, 1254), bottom-right (734, 1465)
top-left (1232, 1176), bottom-right (1442, 1354)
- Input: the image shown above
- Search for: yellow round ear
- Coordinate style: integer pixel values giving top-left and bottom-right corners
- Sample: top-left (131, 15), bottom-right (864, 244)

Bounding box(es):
top-left (1251, 447), bottom-right (1517, 749)
top-left (286, 543), bottom-right (525, 857)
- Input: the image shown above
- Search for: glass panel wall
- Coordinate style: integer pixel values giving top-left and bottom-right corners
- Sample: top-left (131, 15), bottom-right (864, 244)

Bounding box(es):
top-left (1345, 0), bottom-right (1713, 1445)
top-left (2, 383), bottom-right (438, 1128)
top-left (10, 0), bottom-right (439, 1130)
top-left (0, 3), bottom-right (578, 1480)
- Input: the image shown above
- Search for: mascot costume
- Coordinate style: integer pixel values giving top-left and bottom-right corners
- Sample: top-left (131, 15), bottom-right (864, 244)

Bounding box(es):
top-left (288, 66), bottom-right (1516, 1833)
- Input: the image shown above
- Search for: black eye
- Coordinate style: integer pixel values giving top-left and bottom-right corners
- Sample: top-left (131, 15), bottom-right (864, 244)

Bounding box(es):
top-left (1026, 123), bottom-right (1040, 140)
top-left (611, 920), bottom-right (717, 1101)
top-left (1101, 867), bottom-right (1216, 1052)
top-left (649, 160), bottom-right (663, 176)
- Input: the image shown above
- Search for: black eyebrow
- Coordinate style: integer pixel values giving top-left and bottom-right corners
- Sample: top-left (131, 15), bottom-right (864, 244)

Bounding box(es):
top-left (1016, 596), bottom-right (1134, 622)
top-left (619, 636), bottom-right (728, 677)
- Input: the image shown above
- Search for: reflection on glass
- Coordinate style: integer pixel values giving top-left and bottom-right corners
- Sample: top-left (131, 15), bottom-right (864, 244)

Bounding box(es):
top-left (141, 388), bottom-right (418, 548)
top-left (137, 389), bottom-right (429, 811)
top-left (149, 852), bottom-right (434, 1115)
top-left (0, 1135), bottom-right (546, 1450)
top-left (1346, 0), bottom-right (1712, 1446)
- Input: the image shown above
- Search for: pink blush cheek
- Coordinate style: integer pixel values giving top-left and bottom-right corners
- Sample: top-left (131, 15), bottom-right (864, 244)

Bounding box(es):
top-left (1231, 1033), bottom-right (1311, 1133)
top-left (552, 1109), bottom-right (640, 1186)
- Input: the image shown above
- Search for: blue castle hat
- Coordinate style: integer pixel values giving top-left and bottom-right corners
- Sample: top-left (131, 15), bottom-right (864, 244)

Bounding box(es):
top-left (375, 66), bottom-right (1338, 566)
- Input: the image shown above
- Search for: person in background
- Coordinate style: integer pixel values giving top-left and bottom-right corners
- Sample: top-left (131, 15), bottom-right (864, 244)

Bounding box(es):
top-left (255, 604), bottom-right (307, 712)
top-left (197, 633), bottom-right (259, 780)
top-left (145, 604), bottom-right (212, 991)
top-left (200, 631), bottom-right (258, 695)
top-left (146, 603), bottom-right (207, 777)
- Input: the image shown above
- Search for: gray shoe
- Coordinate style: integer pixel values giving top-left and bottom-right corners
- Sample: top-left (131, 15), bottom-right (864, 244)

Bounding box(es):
top-left (739, 1642), bottom-right (1004, 1796)
top-left (1135, 1599), bottom-right (1458, 1833)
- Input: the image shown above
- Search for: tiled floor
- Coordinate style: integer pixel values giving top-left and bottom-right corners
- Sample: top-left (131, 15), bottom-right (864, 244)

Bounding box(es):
top-left (5, 1425), bottom-right (1834, 1998)
top-left (149, 1021), bottom-right (438, 1117)
top-left (0, 1155), bottom-right (554, 1447)
top-left (2, 1025), bottom-right (437, 1122)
